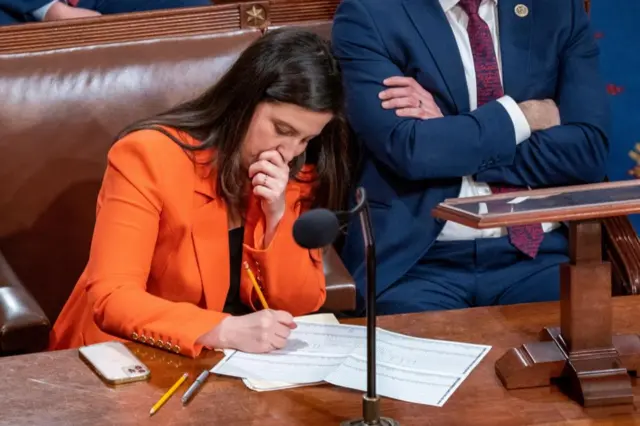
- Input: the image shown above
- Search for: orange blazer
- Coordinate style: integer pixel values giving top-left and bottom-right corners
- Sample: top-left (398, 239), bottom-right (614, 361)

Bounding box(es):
top-left (49, 128), bottom-right (325, 358)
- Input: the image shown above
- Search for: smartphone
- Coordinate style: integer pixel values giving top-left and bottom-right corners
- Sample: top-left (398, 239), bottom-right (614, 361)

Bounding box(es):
top-left (79, 341), bottom-right (151, 385)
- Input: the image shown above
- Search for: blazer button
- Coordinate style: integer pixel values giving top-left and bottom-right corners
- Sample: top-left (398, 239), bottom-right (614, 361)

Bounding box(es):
top-left (132, 332), bottom-right (139, 341)
top-left (147, 337), bottom-right (155, 346)
top-left (139, 336), bottom-right (147, 344)
top-left (164, 342), bottom-right (172, 351)
top-left (172, 345), bottom-right (181, 354)
top-left (156, 340), bottom-right (164, 348)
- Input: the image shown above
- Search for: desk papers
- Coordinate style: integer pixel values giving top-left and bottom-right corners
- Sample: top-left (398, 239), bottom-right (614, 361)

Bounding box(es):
top-left (211, 321), bottom-right (491, 407)
top-left (230, 313), bottom-right (340, 392)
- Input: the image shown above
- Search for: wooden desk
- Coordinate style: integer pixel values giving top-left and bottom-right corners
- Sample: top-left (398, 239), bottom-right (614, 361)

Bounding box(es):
top-left (2, 298), bottom-right (640, 426)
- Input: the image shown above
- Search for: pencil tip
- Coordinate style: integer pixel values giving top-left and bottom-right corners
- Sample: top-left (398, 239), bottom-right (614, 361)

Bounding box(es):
top-left (149, 409), bottom-right (155, 416)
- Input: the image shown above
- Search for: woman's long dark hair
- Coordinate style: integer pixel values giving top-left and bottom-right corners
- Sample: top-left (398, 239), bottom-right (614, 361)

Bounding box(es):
top-left (117, 28), bottom-right (350, 214)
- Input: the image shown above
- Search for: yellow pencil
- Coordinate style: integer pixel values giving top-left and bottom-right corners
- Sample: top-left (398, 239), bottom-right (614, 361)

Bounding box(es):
top-left (243, 261), bottom-right (269, 310)
top-left (149, 372), bottom-right (188, 416)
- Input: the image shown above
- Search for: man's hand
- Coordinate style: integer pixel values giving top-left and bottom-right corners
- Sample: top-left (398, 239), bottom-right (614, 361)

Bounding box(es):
top-left (44, 2), bottom-right (101, 21)
top-left (628, 143), bottom-right (640, 178)
top-left (379, 77), bottom-right (443, 120)
top-left (518, 99), bottom-right (560, 132)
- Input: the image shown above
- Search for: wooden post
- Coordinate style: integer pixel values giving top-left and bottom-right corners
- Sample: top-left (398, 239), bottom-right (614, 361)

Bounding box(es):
top-left (495, 220), bottom-right (638, 408)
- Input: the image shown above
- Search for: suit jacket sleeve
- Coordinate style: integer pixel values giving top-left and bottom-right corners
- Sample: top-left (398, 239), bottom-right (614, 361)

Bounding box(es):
top-left (0, 0), bottom-right (53, 14)
top-left (240, 170), bottom-right (326, 315)
top-left (475, 0), bottom-right (610, 188)
top-left (85, 133), bottom-right (227, 358)
top-left (332, 0), bottom-right (518, 181)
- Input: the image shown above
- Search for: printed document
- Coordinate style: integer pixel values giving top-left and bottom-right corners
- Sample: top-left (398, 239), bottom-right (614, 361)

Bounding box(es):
top-left (211, 322), bottom-right (490, 407)
top-left (231, 313), bottom-right (340, 391)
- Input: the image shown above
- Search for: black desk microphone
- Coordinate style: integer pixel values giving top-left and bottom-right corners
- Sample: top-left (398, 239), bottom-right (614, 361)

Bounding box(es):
top-left (293, 187), bottom-right (400, 426)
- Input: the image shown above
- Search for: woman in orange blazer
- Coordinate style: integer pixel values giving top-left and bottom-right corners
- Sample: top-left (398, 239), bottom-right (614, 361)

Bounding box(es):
top-left (48, 28), bottom-right (350, 358)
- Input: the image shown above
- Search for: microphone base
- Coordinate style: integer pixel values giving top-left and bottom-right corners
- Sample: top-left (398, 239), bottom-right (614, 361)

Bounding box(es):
top-left (340, 395), bottom-right (400, 426)
top-left (340, 417), bottom-right (400, 426)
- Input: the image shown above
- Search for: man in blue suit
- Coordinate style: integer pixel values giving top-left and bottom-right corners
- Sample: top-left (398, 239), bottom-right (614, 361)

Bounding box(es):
top-left (332, 0), bottom-right (610, 315)
top-left (0, 0), bottom-right (211, 26)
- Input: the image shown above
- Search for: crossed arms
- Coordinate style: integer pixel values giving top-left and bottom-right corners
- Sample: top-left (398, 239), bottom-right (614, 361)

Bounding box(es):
top-left (331, 0), bottom-right (609, 187)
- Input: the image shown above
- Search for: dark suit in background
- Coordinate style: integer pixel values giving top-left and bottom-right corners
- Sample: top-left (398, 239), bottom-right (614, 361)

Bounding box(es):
top-left (332, 0), bottom-right (609, 314)
top-left (0, 0), bottom-right (43, 23)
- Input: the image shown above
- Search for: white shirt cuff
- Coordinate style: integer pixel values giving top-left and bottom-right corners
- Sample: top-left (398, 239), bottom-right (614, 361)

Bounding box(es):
top-left (497, 95), bottom-right (531, 145)
top-left (31, 0), bottom-right (59, 21)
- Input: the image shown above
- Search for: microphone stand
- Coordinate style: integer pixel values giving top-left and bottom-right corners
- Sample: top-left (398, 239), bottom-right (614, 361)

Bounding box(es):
top-left (341, 188), bottom-right (399, 426)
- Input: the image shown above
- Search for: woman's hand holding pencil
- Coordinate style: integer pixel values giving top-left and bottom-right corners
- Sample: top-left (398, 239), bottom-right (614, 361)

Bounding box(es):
top-left (195, 260), bottom-right (297, 353)
top-left (198, 309), bottom-right (297, 353)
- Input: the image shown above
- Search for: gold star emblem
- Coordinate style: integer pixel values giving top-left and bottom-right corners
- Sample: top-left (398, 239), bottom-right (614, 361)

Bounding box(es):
top-left (246, 5), bottom-right (266, 27)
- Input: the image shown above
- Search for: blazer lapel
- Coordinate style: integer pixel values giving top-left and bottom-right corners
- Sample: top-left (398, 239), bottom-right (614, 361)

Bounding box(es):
top-left (498, 0), bottom-right (533, 100)
top-left (402, 0), bottom-right (470, 113)
top-left (191, 170), bottom-right (229, 311)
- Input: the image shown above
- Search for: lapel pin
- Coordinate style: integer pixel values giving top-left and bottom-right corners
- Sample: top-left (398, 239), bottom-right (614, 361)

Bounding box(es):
top-left (514, 4), bottom-right (529, 17)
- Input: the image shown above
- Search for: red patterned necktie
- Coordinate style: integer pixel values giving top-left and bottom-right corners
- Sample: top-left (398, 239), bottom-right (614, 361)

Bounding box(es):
top-left (458, 0), bottom-right (544, 258)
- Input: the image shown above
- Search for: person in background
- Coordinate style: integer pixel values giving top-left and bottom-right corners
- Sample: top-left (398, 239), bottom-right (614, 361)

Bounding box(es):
top-left (0, 0), bottom-right (212, 26)
top-left (48, 28), bottom-right (350, 358)
top-left (332, 0), bottom-right (609, 315)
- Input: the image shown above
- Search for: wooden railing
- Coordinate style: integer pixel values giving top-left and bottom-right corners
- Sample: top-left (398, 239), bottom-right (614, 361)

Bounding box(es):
top-left (0, 0), bottom-right (340, 54)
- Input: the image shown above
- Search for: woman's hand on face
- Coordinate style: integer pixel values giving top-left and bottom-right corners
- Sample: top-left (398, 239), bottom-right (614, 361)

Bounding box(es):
top-left (199, 310), bottom-right (297, 353)
top-left (379, 76), bottom-right (444, 120)
top-left (249, 150), bottom-right (289, 229)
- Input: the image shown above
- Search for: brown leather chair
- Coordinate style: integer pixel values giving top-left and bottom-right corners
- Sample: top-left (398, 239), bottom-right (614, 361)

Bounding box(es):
top-left (0, 251), bottom-right (50, 355)
top-left (0, 4), bottom-right (355, 355)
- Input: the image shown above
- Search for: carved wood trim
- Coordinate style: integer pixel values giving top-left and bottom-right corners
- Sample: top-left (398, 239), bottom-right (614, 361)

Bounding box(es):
top-left (269, 0), bottom-right (339, 25)
top-left (603, 216), bottom-right (640, 295)
top-left (0, 5), bottom-right (248, 54)
top-left (240, 2), bottom-right (270, 29)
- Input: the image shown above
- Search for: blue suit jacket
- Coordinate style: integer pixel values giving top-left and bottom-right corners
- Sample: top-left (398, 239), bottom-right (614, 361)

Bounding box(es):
top-left (0, 0), bottom-right (50, 21)
top-left (332, 0), bottom-right (610, 309)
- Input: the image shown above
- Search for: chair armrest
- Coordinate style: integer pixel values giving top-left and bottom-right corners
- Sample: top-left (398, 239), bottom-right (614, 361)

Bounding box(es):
top-left (0, 251), bottom-right (50, 355)
top-left (321, 246), bottom-right (356, 312)
top-left (602, 216), bottom-right (640, 295)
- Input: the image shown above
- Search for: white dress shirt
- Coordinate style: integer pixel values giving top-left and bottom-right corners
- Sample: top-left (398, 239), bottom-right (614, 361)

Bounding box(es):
top-left (436, 0), bottom-right (558, 241)
top-left (31, 0), bottom-right (62, 21)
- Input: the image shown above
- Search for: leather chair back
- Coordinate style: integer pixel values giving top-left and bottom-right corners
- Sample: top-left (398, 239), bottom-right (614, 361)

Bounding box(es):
top-left (0, 30), bottom-right (261, 322)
